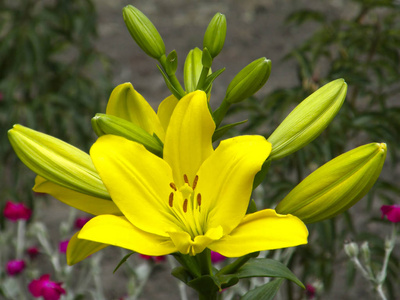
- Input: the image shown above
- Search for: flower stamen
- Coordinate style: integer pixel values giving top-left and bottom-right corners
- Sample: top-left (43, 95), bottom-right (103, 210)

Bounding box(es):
top-left (183, 174), bottom-right (190, 185)
top-left (192, 175), bottom-right (199, 189)
top-left (170, 182), bottom-right (177, 191)
top-left (197, 193), bottom-right (202, 206)
top-left (183, 199), bottom-right (188, 213)
top-left (169, 192), bottom-right (174, 207)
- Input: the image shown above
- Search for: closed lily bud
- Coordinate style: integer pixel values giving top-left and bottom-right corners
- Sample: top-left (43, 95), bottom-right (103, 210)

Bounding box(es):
top-left (268, 79), bottom-right (347, 160)
top-left (123, 5), bottom-right (165, 60)
top-left (203, 13), bottom-right (227, 58)
top-left (184, 48), bottom-right (204, 92)
top-left (8, 125), bottom-right (110, 199)
top-left (225, 57), bottom-right (271, 104)
top-left (92, 113), bottom-right (163, 156)
top-left (344, 242), bottom-right (359, 258)
top-left (276, 143), bottom-right (387, 224)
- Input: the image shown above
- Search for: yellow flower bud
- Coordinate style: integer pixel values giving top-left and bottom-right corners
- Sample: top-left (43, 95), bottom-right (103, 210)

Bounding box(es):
top-left (268, 79), bottom-right (347, 160)
top-left (275, 143), bottom-right (387, 224)
top-left (8, 125), bottom-right (110, 199)
top-left (123, 5), bottom-right (165, 59)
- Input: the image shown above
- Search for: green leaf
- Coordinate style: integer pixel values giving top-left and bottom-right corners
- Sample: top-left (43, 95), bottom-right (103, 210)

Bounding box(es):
top-left (204, 68), bottom-right (226, 93)
top-left (156, 64), bottom-right (183, 99)
top-left (171, 266), bottom-right (193, 284)
top-left (236, 258), bottom-right (304, 288)
top-left (241, 278), bottom-right (284, 300)
top-left (113, 252), bottom-right (134, 274)
top-left (212, 120), bottom-right (247, 142)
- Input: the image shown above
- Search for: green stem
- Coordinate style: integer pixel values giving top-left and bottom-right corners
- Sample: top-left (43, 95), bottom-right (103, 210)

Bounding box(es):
top-left (196, 249), bottom-right (212, 276)
top-left (217, 252), bottom-right (259, 275)
top-left (159, 55), bottom-right (185, 98)
top-left (213, 99), bottom-right (231, 128)
top-left (196, 66), bottom-right (210, 91)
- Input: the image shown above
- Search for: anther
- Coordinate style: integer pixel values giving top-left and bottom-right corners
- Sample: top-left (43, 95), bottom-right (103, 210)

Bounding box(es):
top-left (183, 174), bottom-right (189, 185)
top-left (192, 175), bottom-right (199, 189)
top-left (169, 192), bottom-right (174, 207)
top-left (183, 199), bottom-right (188, 213)
top-left (170, 182), bottom-right (177, 191)
top-left (197, 193), bottom-right (202, 206)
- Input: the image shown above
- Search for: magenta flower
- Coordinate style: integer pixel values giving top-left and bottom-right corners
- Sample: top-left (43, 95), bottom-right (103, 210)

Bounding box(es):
top-left (381, 205), bottom-right (400, 223)
top-left (139, 254), bottom-right (166, 263)
top-left (59, 240), bottom-right (69, 253)
top-left (74, 217), bottom-right (91, 229)
top-left (28, 274), bottom-right (66, 300)
top-left (211, 251), bottom-right (226, 263)
top-left (305, 284), bottom-right (316, 299)
top-left (27, 247), bottom-right (40, 259)
top-left (6, 259), bottom-right (26, 276)
top-left (3, 201), bottom-right (32, 222)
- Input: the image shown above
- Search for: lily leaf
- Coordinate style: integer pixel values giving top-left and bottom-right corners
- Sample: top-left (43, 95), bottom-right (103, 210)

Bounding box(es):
top-left (113, 252), bottom-right (135, 274)
top-left (236, 258), bottom-right (304, 288)
top-left (241, 278), bottom-right (284, 300)
top-left (212, 120), bottom-right (247, 142)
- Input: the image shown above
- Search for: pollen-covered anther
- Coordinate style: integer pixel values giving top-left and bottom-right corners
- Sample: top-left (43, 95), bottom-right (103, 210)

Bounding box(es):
top-left (183, 174), bottom-right (190, 185)
top-left (197, 193), bottom-right (202, 206)
top-left (192, 175), bottom-right (199, 189)
top-left (169, 192), bottom-right (174, 207)
top-left (170, 182), bottom-right (177, 191)
top-left (183, 199), bottom-right (188, 213)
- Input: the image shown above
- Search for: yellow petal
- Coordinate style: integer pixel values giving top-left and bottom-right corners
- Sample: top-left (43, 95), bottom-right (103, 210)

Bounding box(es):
top-left (78, 215), bottom-right (177, 256)
top-left (67, 231), bottom-right (108, 265)
top-left (33, 176), bottom-right (122, 216)
top-left (157, 95), bottom-right (179, 133)
top-left (163, 91), bottom-right (215, 187)
top-left (168, 226), bottom-right (223, 256)
top-left (90, 135), bottom-right (179, 237)
top-left (197, 136), bottom-right (271, 234)
top-left (106, 83), bottom-right (165, 141)
top-left (209, 209), bottom-right (308, 257)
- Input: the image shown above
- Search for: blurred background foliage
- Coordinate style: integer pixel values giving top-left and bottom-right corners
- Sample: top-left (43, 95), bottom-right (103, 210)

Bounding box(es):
top-left (0, 0), bottom-right (399, 299)
top-left (229, 0), bottom-right (400, 298)
top-left (0, 0), bottom-right (112, 215)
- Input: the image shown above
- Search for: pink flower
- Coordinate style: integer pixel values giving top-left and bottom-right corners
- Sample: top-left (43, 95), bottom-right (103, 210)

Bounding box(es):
top-left (59, 240), bottom-right (69, 253)
top-left (305, 284), bottom-right (316, 299)
top-left (6, 259), bottom-right (26, 276)
top-left (139, 254), bottom-right (166, 263)
top-left (27, 247), bottom-right (40, 259)
top-left (28, 274), bottom-right (66, 300)
top-left (381, 205), bottom-right (400, 223)
top-left (3, 201), bottom-right (32, 221)
top-left (211, 251), bottom-right (226, 263)
top-left (74, 217), bottom-right (91, 229)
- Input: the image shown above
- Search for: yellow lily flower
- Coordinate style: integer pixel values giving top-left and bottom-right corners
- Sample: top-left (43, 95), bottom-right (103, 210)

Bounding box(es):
top-left (78, 90), bottom-right (308, 257)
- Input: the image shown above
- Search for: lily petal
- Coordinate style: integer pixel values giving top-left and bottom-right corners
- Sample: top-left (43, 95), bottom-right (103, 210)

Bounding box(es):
top-left (33, 176), bottom-right (122, 216)
top-left (163, 91), bottom-right (215, 187)
top-left (67, 231), bottom-right (108, 265)
top-left (197, 135), bottom-right (271, 234)
top-left (106, 83), bottom-right (165, 141)
top-left (90, 135), bottom-right (179, 236)
top-left (78, 215), bottom-right (177, 256)
top-left (157, 95), bottom-right (179, 133)
top-left (208, 209), bottom-right (308, 257)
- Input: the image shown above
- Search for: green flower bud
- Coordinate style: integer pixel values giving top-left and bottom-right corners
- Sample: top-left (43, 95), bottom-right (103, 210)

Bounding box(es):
top-left (225, 57), bottom-right (271, 104)
top-left (8, 125), bottom-right (110, 199)
top-left (123, 5), bottom-right (165, 59)
top-left (276, 143), bottom-right (387, 224)
top-left (184, 48), bottom-right (203, 92)
top-left (268, 79), bottom-right (347, 160)
top-left (91, 114), bottom-right (163, 156)
top-left (344, 242), bottom-right (359, 258)
top-left (203, 13), bottom-right (227, 58)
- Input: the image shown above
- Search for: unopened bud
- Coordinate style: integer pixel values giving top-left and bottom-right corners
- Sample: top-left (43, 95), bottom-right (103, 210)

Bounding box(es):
top-left (203, 13), bottom-right (227, 58)
top-left (268, 79), bottom-right (347, 160)
top-left (92, 114), bottom-right (163, 156)
top-left (225, 57), bottom-right (271, 104)
top-left (344, 242), bottom-right (359, 258)
top-left (8, 125), bottom-right (109, 199)
top-left (184, 48), bottom-right (204, 92)
top-left (276, 143), bottom-right (387, 224)
top-left (123, 5), bottom-right (165, 59)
